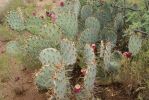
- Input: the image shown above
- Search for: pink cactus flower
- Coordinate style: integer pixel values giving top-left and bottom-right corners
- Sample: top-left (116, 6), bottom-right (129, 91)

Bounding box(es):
top-left (91, 44), bottom-right (97, 53)
top-left (123, 52), bottom-right (132, 58)
top-left (74, 84), bottom-right (81, 93)
top-left (50, 13), bottom-right (57, 23)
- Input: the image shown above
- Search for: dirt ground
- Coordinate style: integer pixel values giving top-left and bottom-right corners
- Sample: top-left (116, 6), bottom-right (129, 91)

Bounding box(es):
top-left (0, 40), bottom-right (46, 100)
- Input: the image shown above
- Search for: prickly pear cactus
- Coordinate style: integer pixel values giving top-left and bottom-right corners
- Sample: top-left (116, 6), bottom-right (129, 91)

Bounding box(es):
top-left (25, 16), bottom-right (44, 34)
top-left (108, 51), bottom-right (122, 72)
top-left (56, 12), bottom-right (78, 40)
top-left (73, 0), bottom-right (81, 18)
top-left (36, 48), bottom-right (63, 90)
top-left (95, 3), bottom-right (112, 29)
top-left (38, 48), bottom-right (67, 99)
top-left (114, 13), bottom-right (124, 32)
top-left (35, 65), bottom-right (54, 90)
top-left (103, 42), bottom-right (112, 71)
top-left (100, 2), bottom-right (112, 21)
top-left (84, 44), bottom-right (97, 92)
top-left (81, 5), bottom-right (93, 20)
top-left (6, 41), bottom-right (21, 56)
top-left (85, 17), bottom-right (100, 33)
top-left (80, 28), bottom-right (99, 44)
top-left (100, 29), bottom-right (117, 45)
top-left (128, 33), bottom-right (142, 55)
top-left (61, 0), bottom-right (81, 18)
top-left (7, 10), bottom-right (25, 31)
top-left (22, 36), bottom-right (50, 69)
top-left (39, 48), bottom-right (62, 66)
top-left (54, 68), bottom-right (67, 100)
top-left (40, 24), bottom-right (62, 47)
top-left (60, 39), bottom-right (77, 66)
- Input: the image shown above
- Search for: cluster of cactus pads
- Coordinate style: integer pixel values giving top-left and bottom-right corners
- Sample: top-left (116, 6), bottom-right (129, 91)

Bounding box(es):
top-left (35, 39), bottom-right (96, 99)
top-left (5, 0), bottom-right (144, 99)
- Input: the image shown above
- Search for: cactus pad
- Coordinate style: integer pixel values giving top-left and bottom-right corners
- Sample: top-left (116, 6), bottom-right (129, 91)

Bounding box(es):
top-left (39, 48), bottom-right (62, 66)
top-left (100, 29), bottom-right (117, 45)
top-left (41, 24), bottom-right (62, 47)
top-left (6, 41), bottom-right (21, 56)
top-left (114, 13), bottom-right (124, 32)
top-left (128, 34), bottom-right (142, 55)
top-left (25, 16), bottom-right (44, 34)
top-left (81, 5), bottom-right (93, 20)
top-left (35, 65), bottom-right (54, 90)
top-left (23, 36), bottom-right (50, 69)
top-left (7, 11), bottom-right (25, 31)
top-left (80, 28), bottom-right (99, 44)
top-left (60, 39), bottom-right (77, 66)
top-left (84, 44), bottom-right (96, 92)
top-left (54, 69), bottom-right (67, 99)
top-left (56, 12), bottom-right (78, 40)
top-left (85, 17), bottom-right (100, 33)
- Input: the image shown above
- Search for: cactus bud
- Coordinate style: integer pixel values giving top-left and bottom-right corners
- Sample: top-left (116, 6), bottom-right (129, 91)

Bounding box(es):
top-left (81, 68), bottom-right (87, 76)
top-left (50, 13), bottom-right (57, 23)
top-left (123, 52), bottom-right (132, 58)
top-left (74, 84), bottom-right (81, 93)
top-left (59, 1), bottom-right (64, 7)
top-left (91, 44), bottom-right (96, 53)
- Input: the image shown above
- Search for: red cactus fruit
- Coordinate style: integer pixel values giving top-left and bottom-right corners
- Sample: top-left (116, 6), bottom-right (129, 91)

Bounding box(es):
top-left (123, 52), bottom-right (132, 58)
top-left (91, 44), bottom-right (97, 53)
top-left (59, 1), bottom-right (64, 7)
top-left (74, 84), bottom-right (81, 93)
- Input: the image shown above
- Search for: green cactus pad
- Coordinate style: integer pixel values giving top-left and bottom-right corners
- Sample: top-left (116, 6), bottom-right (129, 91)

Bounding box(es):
top-left (7, 11), bottom-right (25, 31)
top-left (84, 44), bottom-right (96, 92)
top-left (54, 69), bottom-right (67, 99)
top-left (107, 51), bottom-right (122, 73)
top-left (100, 29), bottom-right (117, 45)
top-left (85, 17), bottom-right (100, 33)
top-left (103, 42), bottom-right (112, 71)
top-left (6, 41), bottom-right (21, 56)
top-left (60, 39), bottom-right (77, 66)
top-left (80, 28), bottom-right (99, 44)
top-left (35, 65), bottom-right (54, 90)
top-left (40, 24), bottom-right (62, 47)
top-left (23, 36), bottom-right (50, 69)
top-left (56, 12), bottom-right (78, 40)
top-left (73, 0), bottom-right (81, 18)
top-left (39, 48), bottom-right (62, 66)
top-left (114, 13), bottom-right (124, 32)
top-left (84, 44), bottom-right (95, 64)
top-left (128, 34), bottom-right (142, 55)
top-left (84, 64), bottom-right (96, 91)
top-left (81, 5), bottom-right (93, 20)
top-left (25, 16), bottom-right (44, 34)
